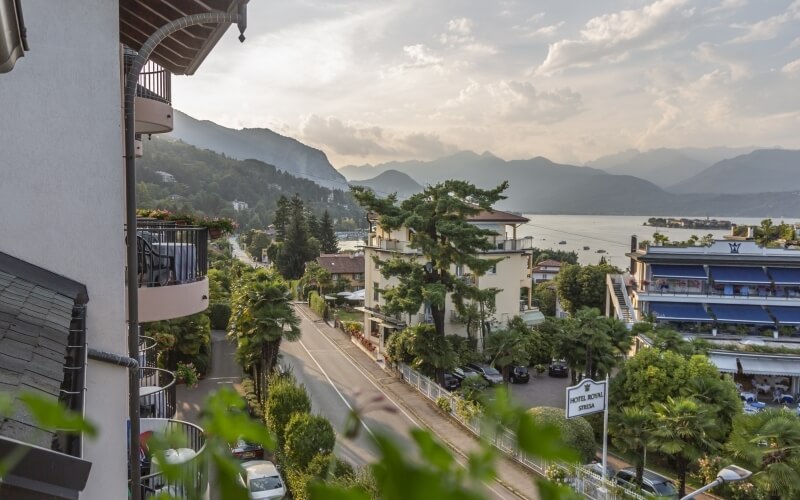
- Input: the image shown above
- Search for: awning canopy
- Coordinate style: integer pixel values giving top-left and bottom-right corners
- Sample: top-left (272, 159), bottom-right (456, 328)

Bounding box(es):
top-left (649, 302), bottom-right (712, 322)
top-left (769, 267), bottom-right (800, 285)
top-left (650, 264), bottom-right (706, 279)
top-left (709, 266), bottom-right (770, 284)
top-left (738, 356), bottom-right (800, 377)
top-left (770, 306), bottom-right (800, 325)
top-left (709, 304), bottom-right (774, 324)
top-left (707, 353), bottom-right (738, 373)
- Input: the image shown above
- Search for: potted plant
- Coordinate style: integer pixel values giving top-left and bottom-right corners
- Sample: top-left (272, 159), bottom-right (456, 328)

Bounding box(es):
top-left (202, 217), bottom-right (237, 239)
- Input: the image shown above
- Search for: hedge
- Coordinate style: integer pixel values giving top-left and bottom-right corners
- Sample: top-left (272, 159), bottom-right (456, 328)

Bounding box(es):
top-left (283, 413), bottom-right (336, 471)
top-left (208, 303), bottom-right (231, 330)
top-left (264, 378), bottom-right (311, 449)
top-left (528, 406), bottom-right (596, 463)
top-left (308, 291), bottom-right (327, 319)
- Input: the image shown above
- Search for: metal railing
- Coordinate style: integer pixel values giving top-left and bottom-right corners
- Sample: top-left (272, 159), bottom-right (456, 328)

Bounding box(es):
top-left (139, 367), bottom-right (177, 419)
top-left (138, 335), bottom-right (158, 369)
top-left (486, 237), bottom-right (535, 252)
top-left (138, 419), bottom-right (206, 499)
top-left (131, 222), bottom-right (208, 287)
top-left (124, 49), bottom-right (172, 105)
top-left (397, 363), bottom-right (647, 500)
top-left (639, 285), bottom-right (800, 301)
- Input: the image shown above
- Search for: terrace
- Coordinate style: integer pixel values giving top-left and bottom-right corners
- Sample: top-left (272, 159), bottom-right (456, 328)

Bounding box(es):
top-left (137, 418), bottom-right (207, 499)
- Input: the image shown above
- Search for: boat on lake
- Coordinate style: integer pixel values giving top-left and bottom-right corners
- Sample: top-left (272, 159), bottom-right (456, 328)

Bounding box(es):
top-left (558, 240), bottom-right (567, 245)
top-left (583, 246), bottom-right (590, 250)
top-left (596, 249), bottom-right (606, 254)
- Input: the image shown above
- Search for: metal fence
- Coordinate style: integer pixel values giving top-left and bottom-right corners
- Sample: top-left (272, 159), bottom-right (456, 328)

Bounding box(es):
top-left (138, 419), bottom-right (207, 499)
top-left (133, 224), bottom-right (209, 287)
top-left (397, 363), bottom-right (648, 500)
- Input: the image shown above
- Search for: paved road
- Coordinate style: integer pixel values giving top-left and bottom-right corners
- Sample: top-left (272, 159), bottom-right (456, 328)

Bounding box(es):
top-left (284, 304), bottom-right (521, 499)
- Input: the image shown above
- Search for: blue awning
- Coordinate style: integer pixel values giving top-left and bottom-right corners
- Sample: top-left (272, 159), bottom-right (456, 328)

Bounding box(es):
top-left (709, 266), bottom-right (770, 284)
top-left (709, 304), bottom-right (774, 324)
top-left (769, 268), bottom-right (800, 285)
top-left (650, 265), bottom-right (707, 279)
top-left (649, 302), bottom-right (712, 322)
top-left (770, 307), bottom-right (800, 325)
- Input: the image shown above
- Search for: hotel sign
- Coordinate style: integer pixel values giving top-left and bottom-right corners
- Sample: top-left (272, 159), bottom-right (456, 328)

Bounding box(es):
top-left (566, 378), bottom-right (606, 419)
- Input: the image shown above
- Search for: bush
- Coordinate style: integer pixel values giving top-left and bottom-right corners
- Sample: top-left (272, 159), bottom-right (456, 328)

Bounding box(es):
top-left (283, 413), bottom-right (336, 471)
top-left (208, 303), bottom-right (231, 330)
top-left (308, 291), bottom-right (328, 319)
top-left (264, 378), bottom-right (311, 448)
top-left (447, 335), bottom-right (481, 366)
top-left (285, 469), bottom-right (312, 500)
top-left (307, 452), bottom-right (355, 480)
top-left (175, 362), bottom-right (199, 387)
top-left (528, 407), bottom-right (596, 463)
top-left (341, 321), bottom-right (363, 336)
top-left (436, 396), bottom-right (452, 414)
top-left (454, 398), bottom-right (482, 421)
top-left (240, 376), bottom-right (263, 419)
top-left (459, 376), bottom-right (489, 401)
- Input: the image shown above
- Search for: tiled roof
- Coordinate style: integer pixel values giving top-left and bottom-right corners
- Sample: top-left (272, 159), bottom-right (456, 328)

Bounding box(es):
top-left (467, 209), bottom-right (529, 223)
top-left (536, 260), bottom-right (563, 267)
top-left (317, 254), bottom-right (365, 275)
top-left (0, 253), bottom-right (87, 450)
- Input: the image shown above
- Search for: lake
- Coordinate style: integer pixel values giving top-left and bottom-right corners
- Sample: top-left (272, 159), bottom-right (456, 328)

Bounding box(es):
top-left (341, 215), bottom-right (781, 270)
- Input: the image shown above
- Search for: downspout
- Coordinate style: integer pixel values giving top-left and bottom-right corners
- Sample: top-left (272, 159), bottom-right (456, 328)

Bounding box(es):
top-left (124, 6), bottom-right (247, 499)
top-left (88, 348), bottom-right (139, 369)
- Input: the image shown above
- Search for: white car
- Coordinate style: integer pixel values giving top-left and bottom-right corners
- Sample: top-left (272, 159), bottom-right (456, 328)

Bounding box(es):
top-left (241, 460), bottom-right (286, 499)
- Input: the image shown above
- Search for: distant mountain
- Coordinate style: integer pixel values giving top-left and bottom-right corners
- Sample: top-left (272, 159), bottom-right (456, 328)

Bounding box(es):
top-left (350, 170), bottom-right (423, 199)
top-left (169, 110), bottom-right (347, 190)
top-left (589, 148), bottom-right (709, 188)
top-left (671, 149), bottom-right (800, 194)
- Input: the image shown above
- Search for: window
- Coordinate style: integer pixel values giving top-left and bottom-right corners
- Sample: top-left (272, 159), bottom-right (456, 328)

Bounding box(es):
top-left (332, 273), bottom-right (340, 280)
top-left (373, 282), bottom-right (380, 301)
top-left (488, 264), bottom-right (497, 274)
top-left (455, 265), bottom-right (464, 276)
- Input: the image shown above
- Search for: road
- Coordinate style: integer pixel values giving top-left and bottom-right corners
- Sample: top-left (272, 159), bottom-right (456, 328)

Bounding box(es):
top-left (284, 304), bottom-right (521, 499)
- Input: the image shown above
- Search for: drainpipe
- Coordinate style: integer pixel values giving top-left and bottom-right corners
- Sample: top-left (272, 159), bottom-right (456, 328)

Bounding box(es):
top-left (88, 348), bottom-right (139, 369)
top-left (124, 6), bottom-right (247, 499)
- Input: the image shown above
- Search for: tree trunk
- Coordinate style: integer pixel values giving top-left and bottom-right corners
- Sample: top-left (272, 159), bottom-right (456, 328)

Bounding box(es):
top-left (264, 338), bottom-right (282, 376)
top-left (431, 304), bottom-right (446, 385)
top-left (677, 461), bottom-right (687, 498)
top-left (634, 448), bottom-right (644, 486)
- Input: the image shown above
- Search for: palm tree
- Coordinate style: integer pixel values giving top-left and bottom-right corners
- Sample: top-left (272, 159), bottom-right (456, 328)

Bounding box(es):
top-left (553, 308), bottom-right (631, 383)
top-left (650, 397), bottom-right (720, 497)
top-left (483, 320), bottom-right (532, 381)
top-left (610, 406), bottom-right (652, 485)
top-left (229, 268), bottom-right (301, 398)
top-left (727, 409), bottom-right (800, 499)
top-left (681, 376), bottom-right (741, 443)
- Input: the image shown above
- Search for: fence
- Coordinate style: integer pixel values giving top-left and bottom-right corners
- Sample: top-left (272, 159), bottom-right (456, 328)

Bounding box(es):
top-left (397, 363), bottom-right (648, 500)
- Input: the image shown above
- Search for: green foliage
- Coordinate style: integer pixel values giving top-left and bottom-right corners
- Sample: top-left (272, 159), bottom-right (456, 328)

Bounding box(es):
top-left (446, 335), bottom-right (481, 366)
top-left (555, 263), bottom-right (620, 315)
top-left (209, 303), bottom-right (231, 330)
top-left (693, 455), bottom-right (762, 500)
top-left (458, 377), bottom-right (489, 402)
top-left (264, 377), bottom-right (312, 449)
top-left (175, 361), bottom-right (199, 387)
top-left (309, 291), bottom-right (328, 319)
top-left (610, 406), bottom-right (652, 485)
top-left (244, 229), bottom-right (271, 261)
top-left (284, 413), bottom-right (336, 471)
top-left (529, 248), bottom-right (578, 265)
top-left (277, 194), bottom-right (320, 279)
top-left (240, 376), bottom-right (264, 419)
top-left (320, 210), bottom-right (340, 254)
top-left (533, 281), bottom-right (557, 317)
top-left (145, 312), bottom-right (211, 374)
top-left (436, 396), bottom-right (452, 413)
top-left (528, 407), bottom-right (596, 463)
top-left (302, 260), bottom-right (333, 296)
top-left (483, 325), bottom-right (532, 380)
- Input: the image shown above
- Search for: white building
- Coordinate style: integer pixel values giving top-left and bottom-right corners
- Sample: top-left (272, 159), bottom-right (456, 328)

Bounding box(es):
top-left (154, 170), bottom-right (176, 183)
top-left (532, 259), bottom-right (562, 283)
top-left (608, 236), bottom-right (800, 397)
top-left (232, 199), bottom-right (249, 212)
top-left (0, 1), bottom-right (243, 498)
top-left (362, 209), bottom-right (534, 354)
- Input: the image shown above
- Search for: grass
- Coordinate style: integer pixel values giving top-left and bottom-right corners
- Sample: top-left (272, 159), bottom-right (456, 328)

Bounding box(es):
top-left (335, 309), bottom-right (363, 323)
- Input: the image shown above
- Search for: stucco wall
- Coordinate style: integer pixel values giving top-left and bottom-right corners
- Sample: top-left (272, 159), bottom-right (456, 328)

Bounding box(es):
top-left (0, 2), bottom-right (127, 498)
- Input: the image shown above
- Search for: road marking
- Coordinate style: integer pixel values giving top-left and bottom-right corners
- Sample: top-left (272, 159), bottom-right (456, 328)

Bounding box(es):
top-left (294, 306), bottom-right (519, 500)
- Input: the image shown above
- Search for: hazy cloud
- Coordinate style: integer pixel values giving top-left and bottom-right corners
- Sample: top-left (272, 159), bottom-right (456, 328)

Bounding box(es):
top-left (489, 81), bottom-right (584, 123)
top-left (728, 0), bottom-right (800, 43)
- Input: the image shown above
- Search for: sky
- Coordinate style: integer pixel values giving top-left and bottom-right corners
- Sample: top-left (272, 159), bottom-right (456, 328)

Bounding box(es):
top-left (172, 0), bottom-right (800, 168)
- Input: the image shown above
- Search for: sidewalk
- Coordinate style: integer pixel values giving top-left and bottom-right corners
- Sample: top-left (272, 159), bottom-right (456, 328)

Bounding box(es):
top-left (297, 304), bottom-right (540, 499)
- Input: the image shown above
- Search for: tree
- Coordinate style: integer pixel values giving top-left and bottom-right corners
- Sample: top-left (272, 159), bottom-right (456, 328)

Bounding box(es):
top-left (273, 195), bottom-right (290, 241)
top-left (277, 195), bottom-right (317, 279)
top-left (483, 319), bottom-right (532, 381)
top-left (352, 180), bottom-right (509, 384)
top-left (727, 409), bottom-right (800, 499)
top-left (301, 260), bottom-right (333, 296)
top-left (264, 377), bottom-right (311, 449)
top-left (532, 281), bottom-right (556, 316)
top-left (145, 312), bottom-right (211, 374)
top-left (528, 407), bottom-right (595, 463)
top-left (284, 413), bottom-right (336, 471)
top-left (247, 230), bottom-right (271, 262)
top-left (555, 263), bottom-right (619, 315)
top-left (650, 397), bottom-right (720, 497)
top-left (306, 212), bottom-right (320, 241)
top-left (229, 268), bottom-right (301, 396)
top-left (610, 406), bottom-right (652, 485)
top-left (652, 231), bottom-right (670, 246)
top-left (319, 210), bottom-right (339, 254)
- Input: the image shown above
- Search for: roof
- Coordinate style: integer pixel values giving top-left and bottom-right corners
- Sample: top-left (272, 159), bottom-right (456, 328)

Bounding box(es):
top-left (0, 251), bottom-right (88, 450)
top-left (119, 0), bottom-right (244, 75)
top-left (316, 254), bottom-right (365, 275)
top-left (467, 209), bottom-right (529, 224)
top-left (536, 260), bottom-right (562, 267)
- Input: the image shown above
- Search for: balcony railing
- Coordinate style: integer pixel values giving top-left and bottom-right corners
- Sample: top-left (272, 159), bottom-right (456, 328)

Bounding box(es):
top-left (638, 284), bottom-right (800, 300)
top-left (132, 222), bottom-right (208, 288)
top-left (486, 237), bottom-right (534, 252)
top-left (124, 49), bottom-right (171, 105)
top-left (138, 335), bottom-right (158, 369)
top-left (138, 418), bottom-right (206, 499)
top-left (139, 367), bottom-right (176, 419)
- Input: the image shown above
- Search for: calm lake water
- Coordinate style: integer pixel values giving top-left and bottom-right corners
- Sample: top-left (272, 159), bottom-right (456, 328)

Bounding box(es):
top-left (341, 215), bottom-right (782, 270)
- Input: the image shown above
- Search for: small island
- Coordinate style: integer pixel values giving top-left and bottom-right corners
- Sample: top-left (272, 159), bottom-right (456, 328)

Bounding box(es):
top-left (644, 217), bottom-right (732, 230)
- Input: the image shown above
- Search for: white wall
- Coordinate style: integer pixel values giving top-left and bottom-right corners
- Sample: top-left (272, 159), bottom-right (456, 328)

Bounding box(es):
top-left (0, 2), bottom-right (127, 499)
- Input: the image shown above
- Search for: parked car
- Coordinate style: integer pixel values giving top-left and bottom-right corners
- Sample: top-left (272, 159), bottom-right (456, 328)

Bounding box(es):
top-left (452, 366), bottom-right (481, 382)
top-left (615, 467), bottom-right (679, 499)
top-left (583, 461), bottom-right (616, 479)
top-left (230, 437), bottom-right (265, 461)
top-left (466, 363), bottom-right (504, 385)
top-left (441, 372), bottom-right (462, 391)
top-left (241, 460), bottom-right (286, 499)
top-left (508, 366), bottom-right (530, 384)
top-left (548, 360), bottom-right (569, 378)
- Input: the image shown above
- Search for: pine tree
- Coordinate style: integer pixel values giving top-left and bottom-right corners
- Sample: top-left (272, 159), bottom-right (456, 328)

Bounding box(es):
top-left (306, 212), bottom-right (320, 240)
top-left (319, 210), bottom-right (339, 254)
top-left (277, 195), bottom-right (316, 279)
top-left (273, 195), bottom-right (290, 242)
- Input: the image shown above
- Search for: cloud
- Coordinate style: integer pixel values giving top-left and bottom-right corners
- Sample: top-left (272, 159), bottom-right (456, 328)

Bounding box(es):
top-left (488, 81), bottom-right (584, 123)
top-left (525, 22), bottom-right (565, 39)
top-left (782, 58), bottom-right (800, 77)
top-left (728, 0), bottom-right (800, 43)
top-left (536, 0), bottom-right (695, 75)
top-left (693, 42), bottom-right (750, 80)
top-left (448, 18), bottom-right (473, 35)
top-left (401, 132), bottom-right (458, 158)
top-left (440, 17), bottom-right (498, 54)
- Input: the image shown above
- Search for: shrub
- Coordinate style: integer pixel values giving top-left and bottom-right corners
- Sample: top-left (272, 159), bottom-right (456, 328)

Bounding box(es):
top-left (545, 464), bottom-right (567, 484)
top-left (240, 377), bottom-right (263, 419)
top-left (208, 303), bottom-right (231, 330)
top-left (285, 469), bottom-right (312, 500)
top-left (459, 376), bottom-right (489, 401)
top-left (454, 398), bottom-right (482, 421)
top-left (307, 452), bottom-right (355, 480)
top-left (436, 396), bottom-right (452, 414)
top-left (528, 407), bottom-right (596, 463)
top-left (341, 321), bottom-right (363, 336)
top-left (175, 362), bottom-right (198, 387)
top-left (308, 291), bottom-right (328, 319)
top-left (283, 413), bottom-right (336, 471)
top-left (264, 378), bottom-right (311, 448)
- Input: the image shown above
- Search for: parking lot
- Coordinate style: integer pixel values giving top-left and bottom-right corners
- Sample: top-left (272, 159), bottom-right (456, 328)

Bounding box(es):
top-left (506, 371), bottom-right (571, 410)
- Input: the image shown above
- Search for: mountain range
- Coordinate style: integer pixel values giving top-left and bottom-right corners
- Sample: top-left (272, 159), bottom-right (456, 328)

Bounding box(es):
top-left (349, 170), bottom-right (422, 200)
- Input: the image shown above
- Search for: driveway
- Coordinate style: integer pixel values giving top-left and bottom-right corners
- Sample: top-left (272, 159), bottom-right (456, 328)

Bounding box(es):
top-left (508, 372), bottom-right (570, 410)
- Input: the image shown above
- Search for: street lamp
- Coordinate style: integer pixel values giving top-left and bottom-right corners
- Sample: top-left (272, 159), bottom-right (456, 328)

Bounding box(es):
top-left (679, 465), bottom-right (752, 500)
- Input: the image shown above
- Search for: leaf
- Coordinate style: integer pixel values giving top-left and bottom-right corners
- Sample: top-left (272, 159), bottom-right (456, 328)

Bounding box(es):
top-left (309, 482), bottom-right (371, 500)
top-left (516, 412), bottom-right (576, 463)
top-left (411, 428), bottom-right (455, 472)
top-left (19, 393), bottom-right (97, 437)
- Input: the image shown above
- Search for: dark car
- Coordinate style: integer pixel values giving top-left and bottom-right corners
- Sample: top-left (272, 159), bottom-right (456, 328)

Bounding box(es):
top-left (615, 467), bottom-right (679, 499)
top-left (441, 372), bottom-right (462, 391)
top-left (548, 360), bottom-right (569, 377)
top-left (452, 366), bottom-right (480, 382)
top-left (509, 366), bottom-right (530, 384)
top-left (466, 363), bottom-right (504, 385)
top-left (230, 437), bottom-right (265, 461)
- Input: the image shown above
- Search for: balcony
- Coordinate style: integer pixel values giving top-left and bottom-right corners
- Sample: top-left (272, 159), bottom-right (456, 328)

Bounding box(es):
top-left (132, 220), bottom-right (209, 322)
top-left (486, 236), bottom-right (534, 252)
top-left (125, 51), bottom-right (173, 134)
top-left (138, 335), bottom-right (158, 369)
top-left (137, 418), bottom-right (207, 499)
top-left (636, 282), bottom-right (800, 307)
top-left (139, 367), bottom-right (176, 419)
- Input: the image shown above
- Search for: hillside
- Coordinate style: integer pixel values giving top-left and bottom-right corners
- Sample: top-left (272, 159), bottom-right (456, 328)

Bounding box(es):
top-left (168, 111), bottom-right (348, 190)
top-left (589, 148), bottom-right (709, 188)
top-left (136, 138), bottom-right (364, 231)
top-left (671, 149), bottom-right (800, 194)
top-left (350, 170), bottom-right (423, 199)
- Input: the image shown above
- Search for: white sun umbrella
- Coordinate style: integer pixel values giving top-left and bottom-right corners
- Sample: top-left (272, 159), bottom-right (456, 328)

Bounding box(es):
top-left (347, 289), bottom-right (365, 301)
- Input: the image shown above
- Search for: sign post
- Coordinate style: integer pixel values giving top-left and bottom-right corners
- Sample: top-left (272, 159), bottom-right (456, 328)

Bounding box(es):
top-left (566, 376), bottom-right (610, 496)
